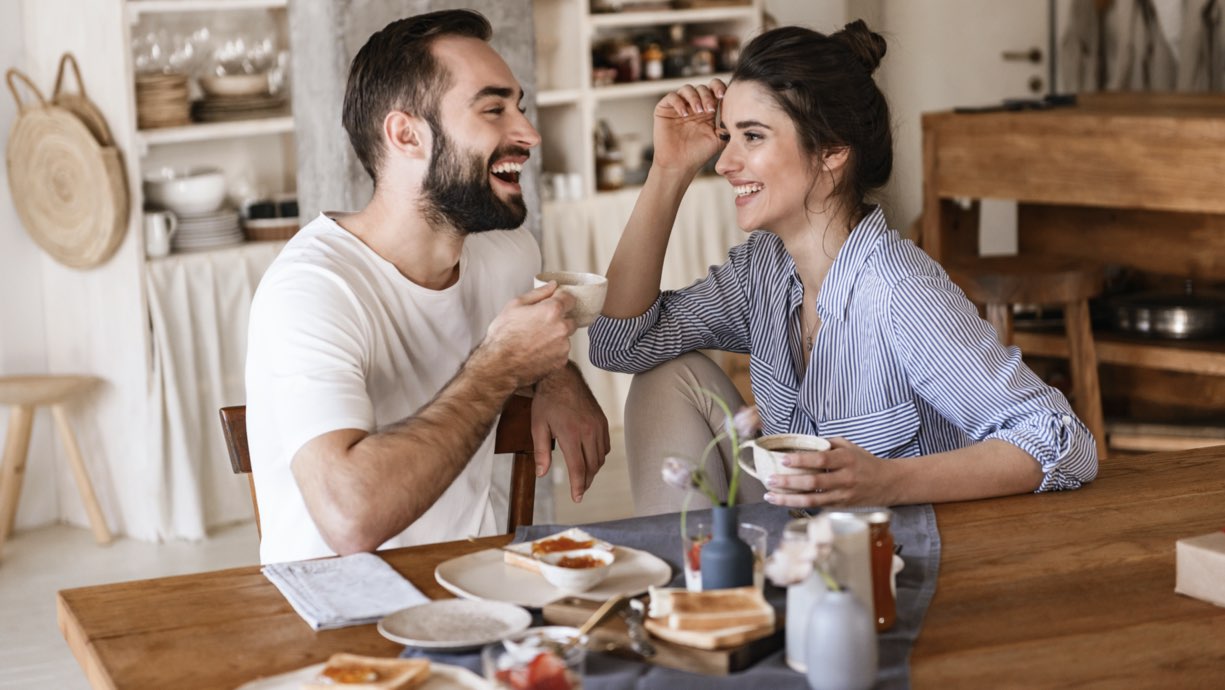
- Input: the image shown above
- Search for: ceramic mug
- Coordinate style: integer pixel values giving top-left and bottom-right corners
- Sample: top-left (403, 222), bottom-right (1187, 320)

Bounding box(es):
top-left (738, 433), bottom-right (831, 493)
top-left (144, 210), bottom-right (178, 258)
top-left (534, 271), bottom-right (608, 327)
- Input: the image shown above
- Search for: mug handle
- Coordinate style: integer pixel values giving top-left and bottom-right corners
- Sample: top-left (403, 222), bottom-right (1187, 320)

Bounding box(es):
top-left (163, 211), bottom-right (178, 240)
top-left (738, 440), bottom-right (760, 479)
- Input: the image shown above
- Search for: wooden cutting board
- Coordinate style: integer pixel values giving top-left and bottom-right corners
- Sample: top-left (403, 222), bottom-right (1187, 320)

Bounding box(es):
top-left (542, 597), bottom-right (784, 676)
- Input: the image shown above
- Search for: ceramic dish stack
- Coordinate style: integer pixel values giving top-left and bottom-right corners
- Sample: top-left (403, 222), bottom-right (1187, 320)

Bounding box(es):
top-left (192, 93), bottom-right (288, 123)
top-left (171, 208), bottom-right (244, 252)
top-left (135, 72), bottom-right (191, 129)
top-left (193, 72), bottom-right (287, 123)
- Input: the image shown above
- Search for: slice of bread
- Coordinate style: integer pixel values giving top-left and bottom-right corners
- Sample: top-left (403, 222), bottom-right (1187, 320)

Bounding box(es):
top-left (301, 653), bottom-right (430, 690)
top-left (648, 586), bottom-right (775, 632)
top-left (502, 527), bottom-right (613, 574)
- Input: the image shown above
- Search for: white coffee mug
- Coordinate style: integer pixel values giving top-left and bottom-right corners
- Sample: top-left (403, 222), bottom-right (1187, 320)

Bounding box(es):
top-left (738, 433), bottom-right (831, 493)
top-left (144, 210), bottom-right (178, 258)
top-left (534, 271), bottom-right (608, 327)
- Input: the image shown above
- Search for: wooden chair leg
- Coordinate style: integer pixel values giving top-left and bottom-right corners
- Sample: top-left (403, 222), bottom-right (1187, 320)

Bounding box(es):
top-left (507, 452), bottom-right (536, 534)
top-left (51, 404), bottom-right (112, 545)
top-left (0, 405), bottom-right (35, 550)
top-left (1065, 300), bottom-right (1108, 460)
top-left (985, 302), bottom-right (1014, 346)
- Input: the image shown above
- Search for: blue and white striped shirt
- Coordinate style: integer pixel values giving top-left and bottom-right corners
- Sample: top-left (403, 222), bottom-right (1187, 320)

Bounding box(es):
top-left (589, 207), bottom-right (1098, 491)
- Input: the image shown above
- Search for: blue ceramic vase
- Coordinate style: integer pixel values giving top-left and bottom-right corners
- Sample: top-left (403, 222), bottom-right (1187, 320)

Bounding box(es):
top-left (804, 589), bottom-right (878, 690)
top-left (698, 504), bottom-right (754, 589)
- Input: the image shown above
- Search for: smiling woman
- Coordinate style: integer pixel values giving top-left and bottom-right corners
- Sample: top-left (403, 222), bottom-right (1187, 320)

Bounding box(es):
top-left (587, 21), bottom-right (1098, 518)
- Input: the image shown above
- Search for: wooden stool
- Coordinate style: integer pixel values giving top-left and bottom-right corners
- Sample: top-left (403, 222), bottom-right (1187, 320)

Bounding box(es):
top-left (947, 257), bottom-right (1108, 460)
top-left (0, 375), bottom-right (111, 557)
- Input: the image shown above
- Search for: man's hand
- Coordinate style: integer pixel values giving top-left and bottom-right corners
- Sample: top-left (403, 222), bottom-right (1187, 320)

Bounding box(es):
top-left (531, 364), bottom-right (610, 503)
top-left (479, 282), bottom-right (576, 387)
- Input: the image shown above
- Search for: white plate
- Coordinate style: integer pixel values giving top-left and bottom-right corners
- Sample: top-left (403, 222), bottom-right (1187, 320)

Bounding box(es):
top-left (235, 660), bottom-right (491, 689)
top-left (435, 545), bottom-right (673, 609)
top-left (377, 599), bottom-right (532, 651)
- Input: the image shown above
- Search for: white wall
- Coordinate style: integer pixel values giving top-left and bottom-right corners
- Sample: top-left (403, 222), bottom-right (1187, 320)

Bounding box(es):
top-left (0, 0), bottom-right (60, 529)
top-left (766, 0), bottom-right (848, 29)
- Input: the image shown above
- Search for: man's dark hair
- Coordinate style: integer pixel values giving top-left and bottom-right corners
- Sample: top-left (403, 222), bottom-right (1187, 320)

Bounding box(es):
top-left (342, 9), bottom-right (493, 183)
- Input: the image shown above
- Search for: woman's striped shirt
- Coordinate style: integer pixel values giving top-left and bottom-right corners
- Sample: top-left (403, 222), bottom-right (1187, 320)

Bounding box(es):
top-left (588, 206), bottom-right (1098, 491)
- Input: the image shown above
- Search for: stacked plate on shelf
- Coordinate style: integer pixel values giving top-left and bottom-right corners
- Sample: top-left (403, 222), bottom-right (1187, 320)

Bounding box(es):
top-left (192, 93), bottom-right (288, 123)
top-left (171, 208), bottom-right (245, 252)
top-left (135, 73), bottom-right (191, 129)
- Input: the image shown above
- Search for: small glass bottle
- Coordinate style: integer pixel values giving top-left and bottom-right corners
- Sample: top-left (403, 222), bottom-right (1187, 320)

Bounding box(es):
top-left (642, 43), bottom-right (664, 81)
top-left (595, 120), bottom-right (625, 192)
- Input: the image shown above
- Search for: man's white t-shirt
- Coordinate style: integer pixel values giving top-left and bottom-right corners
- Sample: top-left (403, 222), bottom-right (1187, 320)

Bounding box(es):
top-left (246, 213), bottom-right (540, 564)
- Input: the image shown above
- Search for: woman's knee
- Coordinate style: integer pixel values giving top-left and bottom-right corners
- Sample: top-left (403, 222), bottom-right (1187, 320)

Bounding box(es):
top-left (626, 351), bottom-right (736, 410)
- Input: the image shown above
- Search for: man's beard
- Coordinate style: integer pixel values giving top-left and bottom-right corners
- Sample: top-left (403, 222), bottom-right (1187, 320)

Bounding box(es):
top-left (420, 126), bottom-right (527, 235)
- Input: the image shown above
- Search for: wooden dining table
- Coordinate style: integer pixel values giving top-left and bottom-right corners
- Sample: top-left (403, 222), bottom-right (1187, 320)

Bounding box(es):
top-left (58, 446), bottom-right (1225, 689)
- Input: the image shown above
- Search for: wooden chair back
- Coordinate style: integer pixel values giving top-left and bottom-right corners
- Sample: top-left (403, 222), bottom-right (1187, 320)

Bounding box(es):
top-left (218, 395), bottom-right (540, 540)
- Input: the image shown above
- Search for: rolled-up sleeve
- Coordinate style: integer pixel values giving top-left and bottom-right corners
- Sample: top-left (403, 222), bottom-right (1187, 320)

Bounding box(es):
top-left (887, 274), bottom-right (1099, 490)
top-left (588, 241), bottom-right (754, 374)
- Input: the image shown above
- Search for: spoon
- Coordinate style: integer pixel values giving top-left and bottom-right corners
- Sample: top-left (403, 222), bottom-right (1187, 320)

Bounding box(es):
top-left (561, 593), bottom-right (629, 653)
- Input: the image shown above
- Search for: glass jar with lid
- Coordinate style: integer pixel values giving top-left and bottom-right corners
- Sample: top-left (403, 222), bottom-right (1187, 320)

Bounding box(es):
top-left (824, 507), bottom-right (896, 631)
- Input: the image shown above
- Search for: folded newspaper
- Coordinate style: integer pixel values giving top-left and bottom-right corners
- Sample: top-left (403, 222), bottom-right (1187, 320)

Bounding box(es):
top-left (262, 552), bottom-right (428, 630)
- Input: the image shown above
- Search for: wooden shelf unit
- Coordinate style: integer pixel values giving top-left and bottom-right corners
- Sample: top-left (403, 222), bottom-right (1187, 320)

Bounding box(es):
top-left (922, 93), bottom-right (1225, 379)
top-left (532, 0), bottom-right (762, 198)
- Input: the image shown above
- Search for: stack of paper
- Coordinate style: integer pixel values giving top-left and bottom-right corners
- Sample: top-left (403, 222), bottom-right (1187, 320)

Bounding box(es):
top-left (262, 552), bottom-right (428, 630)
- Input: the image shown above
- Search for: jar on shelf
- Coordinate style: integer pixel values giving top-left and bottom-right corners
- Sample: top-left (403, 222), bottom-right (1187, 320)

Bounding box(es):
top-left (690, 35), bottom-right (718, 76)
top-left (718, 35), bottom-right (741, 72)
top-left (642, 43), bottom-right (664, 81)
top-left (664, 24), bottom-right (690, 79)
top-left (595, 120), bottom-right (625, 192)
top-left (612, 40), bottom-right (641, 83)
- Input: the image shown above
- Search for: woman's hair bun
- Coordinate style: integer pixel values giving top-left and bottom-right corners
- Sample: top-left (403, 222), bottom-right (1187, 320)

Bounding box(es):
top-left (834, 19), bottom-right (887, 73)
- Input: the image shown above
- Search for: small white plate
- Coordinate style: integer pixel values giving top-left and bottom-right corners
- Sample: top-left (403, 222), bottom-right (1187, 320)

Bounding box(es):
top-left (236, 660), bottom-right (491, 689)
top-left (377, 599), bottom-right (532, 651)
top-left (435, 545), bottom-right (673, 609)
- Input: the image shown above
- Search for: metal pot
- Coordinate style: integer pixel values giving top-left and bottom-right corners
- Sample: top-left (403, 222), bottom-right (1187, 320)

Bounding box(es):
top-left (1108, 281), bottom-right (1225, 340)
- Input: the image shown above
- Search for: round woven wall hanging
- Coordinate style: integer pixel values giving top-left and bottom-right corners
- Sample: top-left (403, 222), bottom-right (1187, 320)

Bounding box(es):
top-left (5, 67), bottom-right (128, 269)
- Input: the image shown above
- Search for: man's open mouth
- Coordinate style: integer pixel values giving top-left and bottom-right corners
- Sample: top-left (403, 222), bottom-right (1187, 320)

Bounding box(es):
top-left (491, 161), bottom-right (523, 184)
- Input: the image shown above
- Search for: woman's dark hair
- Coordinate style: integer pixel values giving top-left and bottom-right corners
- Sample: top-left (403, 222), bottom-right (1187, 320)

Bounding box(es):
top-left (731, 20), bottom-right (891, 216)
top-left (342, 9), bottom-right (492, 183)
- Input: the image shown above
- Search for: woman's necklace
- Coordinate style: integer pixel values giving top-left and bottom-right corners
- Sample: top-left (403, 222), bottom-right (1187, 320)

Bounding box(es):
top-left (802, 310), bottom-right (821, 354)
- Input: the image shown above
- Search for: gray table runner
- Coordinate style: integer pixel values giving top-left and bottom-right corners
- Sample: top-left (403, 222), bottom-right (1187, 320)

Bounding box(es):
top-left (404, 502), bottom-right (940, 689)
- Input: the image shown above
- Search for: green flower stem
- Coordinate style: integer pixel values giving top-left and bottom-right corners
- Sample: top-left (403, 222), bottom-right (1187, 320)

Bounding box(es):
top-left (701, 390), bottom-right (742, 507)
top-left (817, 567), bottom-right (841, 592)
top-left (680, 491), bottom-right (693, 543)
top-left (694, 432), bottom-right (725, 504)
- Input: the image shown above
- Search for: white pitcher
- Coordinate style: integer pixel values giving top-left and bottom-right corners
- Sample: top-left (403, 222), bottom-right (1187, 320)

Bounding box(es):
top-left (144, 211), bottom-right (178, 258)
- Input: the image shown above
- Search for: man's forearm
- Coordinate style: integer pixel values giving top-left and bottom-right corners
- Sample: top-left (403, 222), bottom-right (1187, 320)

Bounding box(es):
top-left (304, 345), bottom-right (521, 553)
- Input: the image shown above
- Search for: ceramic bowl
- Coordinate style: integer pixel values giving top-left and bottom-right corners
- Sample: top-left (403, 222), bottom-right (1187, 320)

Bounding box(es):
top-left (739, 433), bottom-right (831, 493)
top-left (535, 548), bottom-right (615, 593)
top-left (143, 167), bottom-right (227, 216)
top-left (534, 271), bottom-right (608, 327)
top-left (199, 73), bottom-right (269, 97)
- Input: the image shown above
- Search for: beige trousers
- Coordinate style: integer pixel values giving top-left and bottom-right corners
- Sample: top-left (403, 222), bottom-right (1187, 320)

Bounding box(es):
top-left (624, 351), bottom-right (767, 516)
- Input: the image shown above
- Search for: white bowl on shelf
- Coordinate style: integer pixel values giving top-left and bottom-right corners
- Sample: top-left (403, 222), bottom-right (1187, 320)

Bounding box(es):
top-left (143, 167), bottom-right (227, 216)
top-left (199, 73), bottom-right (269, 97)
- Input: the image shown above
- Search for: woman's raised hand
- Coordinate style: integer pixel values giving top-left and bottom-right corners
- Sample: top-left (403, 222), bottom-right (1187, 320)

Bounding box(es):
top-left (651, 79), bottom-right (727, 176)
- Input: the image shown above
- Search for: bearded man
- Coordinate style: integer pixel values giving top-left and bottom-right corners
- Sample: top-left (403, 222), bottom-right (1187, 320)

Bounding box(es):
top-left (245, 9), bottom-right (608, 564)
